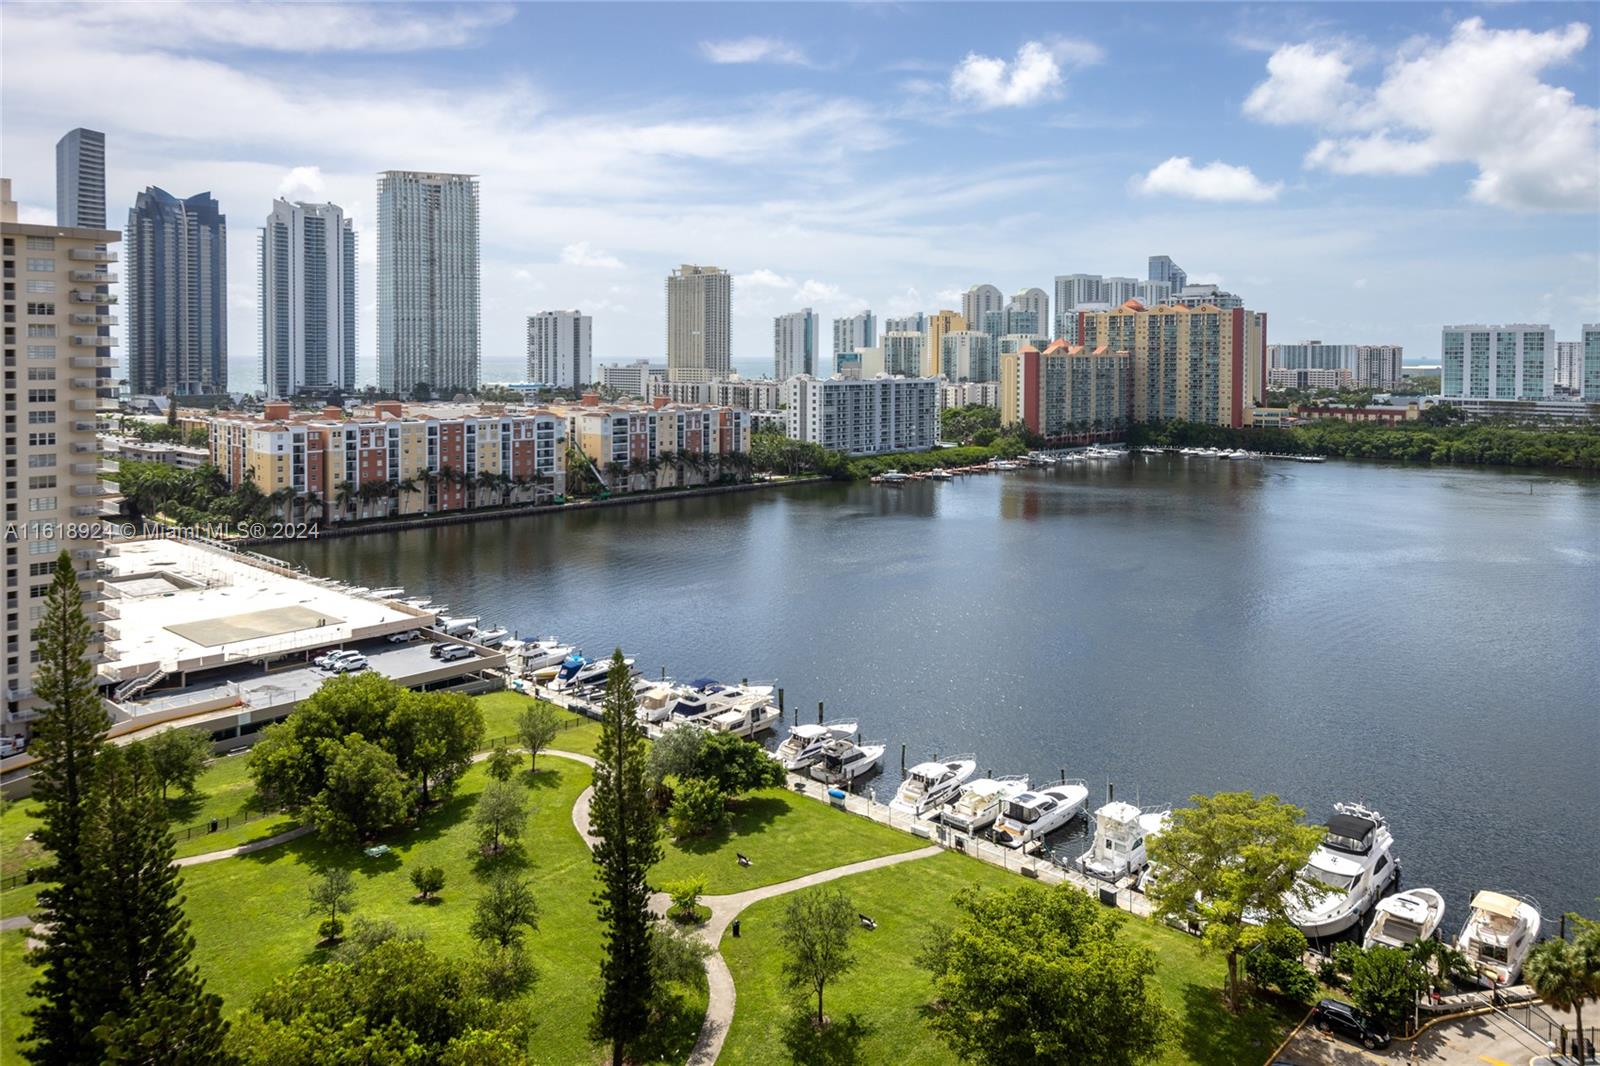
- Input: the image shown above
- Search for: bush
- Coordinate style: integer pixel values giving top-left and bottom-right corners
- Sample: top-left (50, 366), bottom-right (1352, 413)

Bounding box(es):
top-left (410, 864), bottom-right (446, 902)
top-left (665, 878), bottom-right (706, 922)
top-left (669, 777), bottom-right (728, 839)
top-left (1244, 922), bottom-right (1317, 1001)
top-left (475, 944), bottom-right (538, 1001)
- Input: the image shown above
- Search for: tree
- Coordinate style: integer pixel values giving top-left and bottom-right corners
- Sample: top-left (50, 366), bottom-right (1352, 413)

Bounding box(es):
top-left (474, 780), bottom-right (529, 855)
top-left (1348, 946), bottom-right (1427, 1031)
top-left (470, 873), bottom-right (540, 951)
top-left (517, 701), bottom-right (563, 769)
top-left (588, 650), bottom-right (663, 1066)
top-left (387, 690), bottom-right (484, 805)
top-left (307, 735), bottom-right (411, 844)
top-left (409, 865), bottom-right (446, 902)
top-left (669, 777), bottom-right (728, 839)
top-left (486, 746), bottom-right (521, 782)
top-left (920, 883), bottom-right (1170, 1066)
top-left (23, 551), bottom-right (112, 1065)
top-left (694, 731), bottom-right (785, 796)
top-left (1525, 923), bottom-right (1600, 1063)
top-left (780, 884), bottom-right (858, 1029)
top-left (1243, 922), bottom-right (1317, 1002)
top-left (664, 878), bottom-right (706, 922)
top-left (65, 745), bottom-right (231, 1065)
top-left (140, 728), bottom-right (212, 800)
top-left (1146, 791), bottom-right (1325, 1012)
top-left (651, 922), bottom-right (711, 989)
top-left (249, 672), bottom-right (405, 810)
top-left (307, 868), bottom-right (357, 944)
top-left (646, 723), bottom-right (707, 788)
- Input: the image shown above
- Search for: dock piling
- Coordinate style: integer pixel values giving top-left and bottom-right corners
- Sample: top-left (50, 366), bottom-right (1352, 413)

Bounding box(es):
top-left (901, 744), bottom-right (906, 777)
top-left (817, 701), bottom-right (824, 724)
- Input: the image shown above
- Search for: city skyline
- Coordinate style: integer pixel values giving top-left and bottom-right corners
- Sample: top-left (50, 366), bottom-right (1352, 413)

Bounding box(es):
top-left (2, 2), bottom-right (1596, 393)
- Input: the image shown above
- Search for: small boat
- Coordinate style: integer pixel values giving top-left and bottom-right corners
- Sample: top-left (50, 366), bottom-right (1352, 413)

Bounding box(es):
top-left (1455, 891), bottom-right (1541, 988)
top-left (809, 738), bottom-right (885, 786)
top-left (773, 721), bottom-right (859, 770)
top-left (993, 780), bottom-right (1088, 849)
top-left (1364, 888), bottom-right (1446, 950)
top-left (1284, 802), bottom-right (1400, 939)
top-left (548, 653), bottom-right (588, 690)
top-left (471, 626), bottom-right (509, 647)
top-left (706, 693), bottom-right (782, 738)
top-left (369, 587), bottom-right (406, 598)
top-left (435, 616), bottom-right (479, 637)
top-left (939, 775), bottom-right (1029, 834)
top-left (1077, 801), bottom-right (1171, 881)
top-left (890, 754), bottom-right (977, 818)
top-left (927, 469), bottom-right (954, 480)
top-left (872, 470), bottom-right (909, 484)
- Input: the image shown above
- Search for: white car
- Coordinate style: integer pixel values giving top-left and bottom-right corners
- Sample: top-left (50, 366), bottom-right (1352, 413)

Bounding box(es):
top-left (331, 654), bottom-right (369, 673)
top-left (437, 645), bottom-right (473, 663)
top-left (316, 649), bottom-right (363, 670)
top-left (386, 630), bottom-right (420, 644)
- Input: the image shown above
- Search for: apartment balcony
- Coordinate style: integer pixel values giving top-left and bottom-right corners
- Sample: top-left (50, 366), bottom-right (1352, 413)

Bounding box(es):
top-left (69, 354), bottom-right (106, 368)
top-left (70, 398), bottom-right (100, 411)
top-left (72, 420), bottom-right (98, 433)
top-left (70, 333), bottom-right (118, 347)
top-left (70, 440), bottom-right (101, 454)
top-left (68, 270), bottom-right (118, 285)
top-left (68, 248), bottom-right (118, 263)
top-left (71, 461), bottom-right (100, 475)
top-left (68, 312), bottom-right (117, 327)
top-left (69, 289), bottom-right (117, 304)
top-left (70, 546), bottom-right (103, 561)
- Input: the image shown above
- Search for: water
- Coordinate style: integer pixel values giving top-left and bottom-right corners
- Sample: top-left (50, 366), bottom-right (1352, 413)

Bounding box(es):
top-left (267, 457), bottom-right (1600, 926)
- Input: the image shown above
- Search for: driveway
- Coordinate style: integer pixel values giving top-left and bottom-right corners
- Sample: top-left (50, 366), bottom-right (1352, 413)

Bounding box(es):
top-left (1276, 1006), bottom-right (1582, 1066)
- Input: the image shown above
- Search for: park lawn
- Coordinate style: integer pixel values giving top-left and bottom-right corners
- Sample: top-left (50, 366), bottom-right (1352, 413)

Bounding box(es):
top-left (1, 928), bottom-right (34, 1066)
top-left (477, 690), bottom-right (603, 757)
top-left (654, 788), bottom-right (926, 896)
top-left (718, 849), bottom-right (1299, 1066)
top-left (0, 884), bottom-right (42, 922)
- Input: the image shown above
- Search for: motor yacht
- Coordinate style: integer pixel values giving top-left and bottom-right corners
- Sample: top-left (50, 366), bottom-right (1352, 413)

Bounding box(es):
top-left (993, 780), bottom-right (1088, 849)
top-left (435, 616), bottom-right (479, 637)
top-left (1363, 888), bottom-right (1446, 950)
top-left (927, 469), bottom-right (954, 480)
top-left (705, 692), bottom-right (782, 738)
top-left (520, 642), bottom-right (576, 673)
top-left (471, 626), bottom-right (509, 648)
top-left (634, 682), bottom-right (684, 724)
top-left (890, 755), bottom-right (977, 818)
top-left (809, 738), bottom-right (885, 786)
top-left (1284, 803), bottom-right (1400, 939)
top-left (547, 653), bottom-right (589, 690)
top-left (1077, 801), bottom-right (1172, 881)
top-left (570, 656), bottom-right (632, 689)
top-left (1455, 891), bottom-right (1541, 988)
top-left (773, 721), bottom-right (859, 770)
top-left (871, 470), bottom-right (909, 484)
top-left (939, 775), bottom-right (1029, 834)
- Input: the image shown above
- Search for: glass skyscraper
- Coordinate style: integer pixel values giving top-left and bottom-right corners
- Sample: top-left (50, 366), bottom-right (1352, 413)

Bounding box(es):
top-left (125, 187), bottom-right (227, 395)
top-left (376, 171), bottom-right (481, 395)
top-left (260, 199), bottom-right (357, 399)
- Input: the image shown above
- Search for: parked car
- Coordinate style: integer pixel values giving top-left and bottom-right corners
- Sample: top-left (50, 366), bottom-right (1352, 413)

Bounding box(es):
top-left (437, 644), bottom-right (473, 663)
top-left (387, 630), bottom-right (419, 644)
top-left (316, 649), bottom-right (363, 671)
top-left (1310, 999), bottom-right (1391, 1050)
top-left (0, 736), bottom-right (27, 758)
top-left (331, 654), bottom-right (369, 673)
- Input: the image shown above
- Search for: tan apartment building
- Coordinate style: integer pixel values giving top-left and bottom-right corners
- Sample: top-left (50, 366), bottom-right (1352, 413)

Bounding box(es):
top-left (3, 179), bottom-right (121, 730)
top-left (1004, 341), bottom-right (1133, 439)
top-left (924, 310), bottom-right (966, 378)
top-left (557, 394), bottom-right (751, 493)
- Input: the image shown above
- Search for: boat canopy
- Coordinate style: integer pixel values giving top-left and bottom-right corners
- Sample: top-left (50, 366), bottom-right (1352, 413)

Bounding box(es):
top-left (1325, 813), bottom-right (1376, 852)
top-left (1471, 891), bottom-right (1525, 920)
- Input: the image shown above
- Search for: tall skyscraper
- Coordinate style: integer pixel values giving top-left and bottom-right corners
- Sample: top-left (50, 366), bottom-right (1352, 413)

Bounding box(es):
top-left (774, 308), bottom-right (818, 380)
top-left (1148, 254), bottom-right (1186, 292)
top-left (1554, 340), bottom-right (1582, 393)
top-left (376, 170), bottom-right (481, 395)
top-left (1102, 277), bottom-right (1139, 306)
top-left (260, 199), bottom-right (356, 399)
top-left (666, 264), bottom-right (731, 383)
top-left (1053, 274), bottom-right (1104, 338)
top-left (1080, 302), bottom-right (1267, 427)
top-left (1440, 325), bottom-right (1554, 400)
top-left (940, 330), bottom-right (995, 382)
top-left (961, 284), bottom-right (1004, 338)
top-left (55, 127), bottom-right (106, 228)
top-left (832, 310), bottom-right (875, 357)
top-left (883, 331), bottom-right (925, 377)
top-left (923, 309), bottom-right (966, 377)
top-left (1583, 325), bottom-right (1600, 399)
top-left (125, 186), bottom-right (227, 395)
top-left (3, 179), bottom-right (120, 723)
top-left (527, 309), bottom-right (593, 389)
top-left (883, 312), bottom-right (925, 335)
top-left (1355, 345), bottom-right (1403, 389)
top-left (1009, 288), bottom-right (1049, 338)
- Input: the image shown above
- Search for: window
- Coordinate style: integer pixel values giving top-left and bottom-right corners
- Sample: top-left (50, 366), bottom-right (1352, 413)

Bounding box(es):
top-left (27, 433), bottom-right (56, 447)
top-left (25, 237), bottom-right (55, 251)
top-left (27, 324), bottom-right (56, 338)
top-left (27, 389), bottom-right (56, 403)
top-left (26, 540), bottom-right (56, 556)
top-left (25, 302), bottom-right (55, 316)
top-left (28, 497), bottom-right (58, 512)
top-left (28, 476), bottom-right (56, 490)
top-left (26, 367), bottom-right (54, 381)
top-left (30, 585), bottom-right (49, 599)
top-left (28, 562), bottom-right (54, 576)
top-left (24, 281), bottom-right (57, 294)
top-left (26, 345), bottom-right (56, 360)
top-left (27, 411), bottom-right (56, 425)
top-left (25, 259), bottom-right (56, 273)
top-left (27, 454), bottom-right (56, 468)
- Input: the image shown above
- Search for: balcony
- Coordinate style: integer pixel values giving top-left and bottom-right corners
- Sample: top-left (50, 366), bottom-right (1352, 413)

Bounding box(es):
top-left (69, 354), bottom-right (105, 368)
top-left (71, 440), bottom-right (101, 454)
top-left (69, 290), bottom-right (117, 304)
top-left (71, 461), bottom-right (99, 475)
top-left (71, 420), bottom-right (97, 432)
top-left (70, 546), bottom-right (103, 561)
top-left (70, 334), bottom-right (118, 347)
top-left (68, 270), bottom-right (118, 285)
top-left (71, 398), bottom-right (99, 411)
top-left (68, 312), bottom-right (117, 327)
top-left (68, 248), bottom-right (117, 263)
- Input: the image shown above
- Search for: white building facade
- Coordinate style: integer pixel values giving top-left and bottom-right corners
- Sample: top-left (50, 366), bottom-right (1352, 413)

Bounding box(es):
top-left (1441, 324), bottom-right (1555, 400)
top-left (1356, 345), bottom-right (1403, 389)
top-left (599, 359), bottom-right (663, 398)
top-left (260, 199), bottom-right (357, 399)
top-left (783, 375), bottom-right (940, 455)
top-left (882, 331), bottom-right (925, 377)
top-left (962, 284), bottom-right (1004, 337)
top-left (774, 308), bottom-right (818, 380)
top-left (940, 330), bottom-right (995, 382)
top-left (832, 310), bottom-right (875, 358)
top-left (526, 309), bottom-right (593, 389)
top-left (376, 171), bottom-right (480, 394)
top-left (666, 264), bottom-right (731, 382)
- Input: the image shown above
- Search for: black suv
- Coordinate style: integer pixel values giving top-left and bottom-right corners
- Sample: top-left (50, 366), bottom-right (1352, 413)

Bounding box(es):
top-left (1310, 998), bottom-right (1391, 1050)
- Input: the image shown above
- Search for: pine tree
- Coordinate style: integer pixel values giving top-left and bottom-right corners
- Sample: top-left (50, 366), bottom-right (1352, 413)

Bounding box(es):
top-left (79, 745), bottom-right (231, 1064)
top-left (22, 551), bottom-right (110, 1065)
top-left (588, 649), bottom-right (662, 1066)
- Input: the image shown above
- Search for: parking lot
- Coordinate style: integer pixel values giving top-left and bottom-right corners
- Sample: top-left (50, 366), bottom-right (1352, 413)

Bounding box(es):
top-left (1275, 1004), bottom-right (1584, 1065)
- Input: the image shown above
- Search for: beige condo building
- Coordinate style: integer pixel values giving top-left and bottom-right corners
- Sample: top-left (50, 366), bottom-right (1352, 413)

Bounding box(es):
top-left (924, 309), bottom-right (966, 377)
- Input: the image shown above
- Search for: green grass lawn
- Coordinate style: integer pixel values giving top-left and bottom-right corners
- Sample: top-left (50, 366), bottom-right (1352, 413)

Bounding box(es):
top-left (1, 929), bottom-right (34, 1066)
top-left (478, 691), bottom-right (602, 756)
top-left (655, 788), bottom-right (925, 896)
top-left (718, 849), bottom-right (1299, 1066)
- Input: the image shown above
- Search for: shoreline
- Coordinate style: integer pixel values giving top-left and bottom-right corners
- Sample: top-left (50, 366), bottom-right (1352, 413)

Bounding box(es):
top-left (235, 475), bottom-right (829, 546)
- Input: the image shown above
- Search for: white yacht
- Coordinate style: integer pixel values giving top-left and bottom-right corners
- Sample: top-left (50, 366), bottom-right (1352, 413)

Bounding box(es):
top-left (634, 682), bottom-right (684, 724)
top-left (1363, 888), bottom-right (1446, 950)
top-left (706, 692), bottom-right (782, 738)
top-left (773, 721), bottom-right (859, 770)
top-left (809, 738), bottom-right (885, 786)
top-left (1284, 803), bottom-right (1399, 939)
top-left (520, 642), bottom-right (576, 673)
top-left (939, 775), bottom-right (1029, 834)
top-left (435, 616), bottom-right (479, 637)
top-left (1455, 891), bottom-right (1541, 988)
top-left (993, 780), bottom-right (1089, 849)
top-left (889, 755), bottom-right (977, 818)
top-left (1077, 802), bottom-right (1171, 881)
top-left (471, 626), bottom-right (509, 648)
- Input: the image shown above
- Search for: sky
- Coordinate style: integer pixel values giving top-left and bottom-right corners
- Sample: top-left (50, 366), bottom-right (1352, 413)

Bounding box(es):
top-left (3, 1), bottom-right (1597, 390)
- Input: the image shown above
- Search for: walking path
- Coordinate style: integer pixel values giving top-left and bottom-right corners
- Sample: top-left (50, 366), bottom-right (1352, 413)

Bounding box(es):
top-left (174, 825), bottom-right (313, 867)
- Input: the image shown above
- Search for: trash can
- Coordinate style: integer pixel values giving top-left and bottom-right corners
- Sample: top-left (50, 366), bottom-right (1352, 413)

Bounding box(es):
top-left (731, 919), bottom-right (741, 938)
top-left (209, 819), bottom-right (219, 833)
top-left (1099, 888), bottom-right (1118, 907)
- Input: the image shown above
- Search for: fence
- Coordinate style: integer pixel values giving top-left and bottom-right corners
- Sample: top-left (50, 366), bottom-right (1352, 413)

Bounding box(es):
top-left (1499, 1000), bottom-right (1598, 1059)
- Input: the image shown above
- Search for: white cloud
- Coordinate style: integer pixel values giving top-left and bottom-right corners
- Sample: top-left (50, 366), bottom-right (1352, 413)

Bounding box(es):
top-left (700, 37), bottom-right (809, 66)
top-left (950, 39), bottom-right (1100, 109)
top-left (1247, 18), bottom-right (1599, 212)
top-left (737, 268), bottom-right (794, 290)
top-left (275, 165), bottom-right (326, 201)
top-left (560, 242), bottom-right (624, 270)
top-left (1133, 157), bottom-right (1283, 203)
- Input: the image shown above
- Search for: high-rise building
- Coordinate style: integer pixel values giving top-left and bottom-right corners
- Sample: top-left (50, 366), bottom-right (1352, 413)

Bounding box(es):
top-left (980, 309), bottom-right (1008, 345)
top-left (3, 179), bottom-right (121, 726)
top-left (1009, 288), bottom-right (1049, 338)
top-left (1355, 345), bottom-right (1403, 389)
top-left (1174, 283), bottom-right (1244, 310)
top-left (1440, 325), bottom-right (1555, 400)
top-left (125, 186), bottom-right (227, 395)
top-left (376, 170), bottom-right (481, 395)
top-left (883, 331), bottom-right (925, 377)
top-left (260, 199), bottom-right (356, 399)
top-left (832, 310), bottom-right (875, 357)
top-left (923, 310), bottom-right (965, 377)
top-left (940, 330), bottom-right (995, 382)
top-left (1554, 340), bottom-right (1582, 394)
top-left (1148, 254), bottom-right (1186, 292)
top-left (962, 284), bottom-right (1004, 339)
top-left (783, 375), bottom-right (939, 455)
top-left (773, 308), bottom-right (818, 380)
top-left (1584, 325), bottom-right (1600, 400)
top-left (666, 264), bottom-right (731, 383)
top-left (1270, 341), bottom-right (1359, 372)
top-left (1136, 279), bottom-right (1172, 307)
top-left (1102, 277), bottom-right (1139, 306)
top-left (1079, 302), bottom-right (1267, 427)
top-left (1053, 274), bottom-right (1103, 338)
top-left (1000, 341), bottom-right (1132, 437)
top-left (55, 128), bottom-right (106, 229)
top-left (526, 310), bottom-right (593, 389)
top-left (883, 312), bottom-right (925, 335)
top-left (598, 359), bottom-right (663, 398)
top-left (998, 333), bottom-right (1048, 356)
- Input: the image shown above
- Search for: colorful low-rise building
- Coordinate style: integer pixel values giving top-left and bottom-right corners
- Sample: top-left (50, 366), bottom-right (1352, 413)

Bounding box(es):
top-left (554, 394), bottom-right (751, 493)
top-left (1000, 340), bottom-right (1133, 439)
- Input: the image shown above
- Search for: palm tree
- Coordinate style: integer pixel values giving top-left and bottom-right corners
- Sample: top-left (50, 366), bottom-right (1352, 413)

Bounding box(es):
top-left (1525, 926), bottom-right (1600, 1063)
top-left (301, 489), bottom-right (324, 523)
top-left (604, 460), bottom-right (629, 490)
top-left (268, 486), bottom-right (296, 522)
top-left (333, 481), bottom-right (356, 522)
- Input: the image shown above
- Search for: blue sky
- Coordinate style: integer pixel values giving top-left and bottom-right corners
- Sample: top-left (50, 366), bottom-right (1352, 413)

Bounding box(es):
top-left (3, 1), bottom-right (1596, 387)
